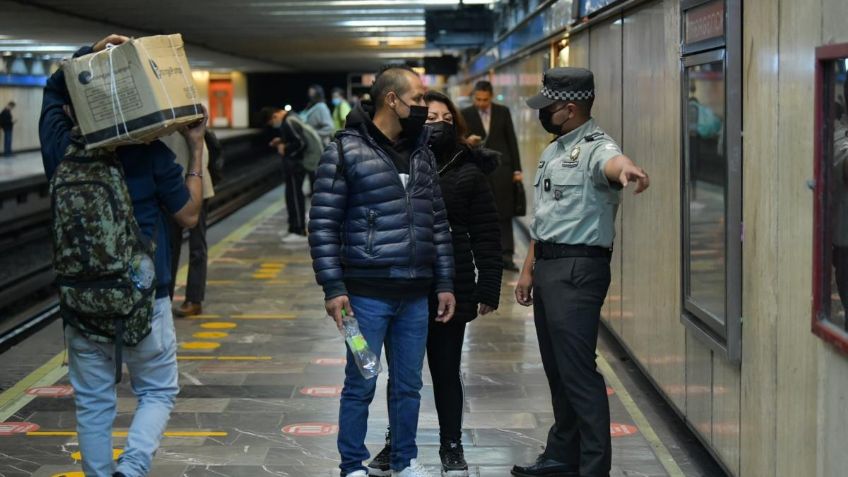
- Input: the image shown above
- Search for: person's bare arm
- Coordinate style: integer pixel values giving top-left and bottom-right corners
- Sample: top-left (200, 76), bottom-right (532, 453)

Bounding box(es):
top-left (515, 240), bottom-right (536, 306)
top-left (172, 108), bottom-right (207, 228)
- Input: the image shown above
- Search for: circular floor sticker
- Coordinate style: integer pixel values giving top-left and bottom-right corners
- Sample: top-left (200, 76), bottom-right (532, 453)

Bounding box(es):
top-left (51, 472), bottom-right (85, 477)
top-left (193, 331), bottom-right (229, 339)
top-left (610, 423), bottom-right (639, 437)
top-left (0, 421), bottom-right (40, 435)
top-left (180, 341), bottom-right (221, 350)
top-left (70, 448), bottom-right (122, 461)
top-left (26, 385), bottom-right (74, 397)
top-left (299, 385), bottom-right (343, 398)
top-left (312, 358), bottom-right (346, 366)
top-left (282, 422), bottom-right (338, 436)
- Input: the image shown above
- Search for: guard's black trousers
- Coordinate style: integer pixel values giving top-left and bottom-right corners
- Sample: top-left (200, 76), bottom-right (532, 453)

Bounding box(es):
top-left (534, 256), bottom-right (612, 477)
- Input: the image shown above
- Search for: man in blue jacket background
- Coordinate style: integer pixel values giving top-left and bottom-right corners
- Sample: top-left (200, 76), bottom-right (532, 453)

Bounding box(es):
top-left (308, 65), bottom-right (456, 477)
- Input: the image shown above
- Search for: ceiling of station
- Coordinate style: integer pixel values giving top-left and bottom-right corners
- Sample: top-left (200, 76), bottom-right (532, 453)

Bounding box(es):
top-left (3, 0), bottom-right (502, 73)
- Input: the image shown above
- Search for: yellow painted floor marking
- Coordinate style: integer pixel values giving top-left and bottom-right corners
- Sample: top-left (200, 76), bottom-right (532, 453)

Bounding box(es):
top-left (200, 322), bottom-right (237, 329)
top-left (0, 352), bottom-right (68, 422)
top-left (597, 353), bottom-right (685, 477)
top-left (177, 356), bottom-right (272, 361)
top-left (51, 472), bottom-right (84, 477)
top-left (193, 331), bottom-right (228, 339)
top-left (31, 431), bottom-right (227, 437)
top-left (0, 196), bottom-right (285, 430)
top-left (70, 448), bottom-right (123, 461)
top-left (231, 314), bottom-right (296, 319)
top-left (180, 342), bottom-right (221, 350)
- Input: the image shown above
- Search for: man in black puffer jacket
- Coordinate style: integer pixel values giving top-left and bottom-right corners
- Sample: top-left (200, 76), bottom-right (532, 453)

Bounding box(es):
top-left (308, 65), bottom-right (456, 477)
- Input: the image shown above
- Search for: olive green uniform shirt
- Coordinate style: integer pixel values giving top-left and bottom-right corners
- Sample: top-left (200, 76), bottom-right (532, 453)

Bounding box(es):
top-left (530, 118), bottom-right (622, 248)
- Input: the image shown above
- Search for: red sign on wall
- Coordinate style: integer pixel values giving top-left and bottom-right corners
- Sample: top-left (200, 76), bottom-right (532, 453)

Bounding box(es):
top-left (0, 422), bottom-right (40, 435)
top-left (282, 423), bottom-right (338, 436)
top-left (684, 0), bottom-right (724, 45)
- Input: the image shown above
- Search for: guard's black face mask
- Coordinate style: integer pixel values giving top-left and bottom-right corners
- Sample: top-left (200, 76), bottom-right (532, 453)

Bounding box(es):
top-left (539, 106), bottom-right (566, 135)
top-left (427, 121), bottom-right (457, 157)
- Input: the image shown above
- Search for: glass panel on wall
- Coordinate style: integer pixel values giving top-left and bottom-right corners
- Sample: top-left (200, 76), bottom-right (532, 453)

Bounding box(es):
top-left (684, 58), bottom-right (727, 332)
top-left (825, 59), bottom-right (848, 331)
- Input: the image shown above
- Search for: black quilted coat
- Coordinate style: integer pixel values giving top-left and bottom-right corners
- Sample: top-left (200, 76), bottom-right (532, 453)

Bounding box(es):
top-left (433, 145), bottom-right (503, 323)
top-left (308, 105), bottom-right (454, 300)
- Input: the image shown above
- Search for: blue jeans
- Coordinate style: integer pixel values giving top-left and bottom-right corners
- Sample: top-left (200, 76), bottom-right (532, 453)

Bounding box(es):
top-left (338, 294), bottom-right (429, 474)
top-left (66, 297), bottom-right (179, 477)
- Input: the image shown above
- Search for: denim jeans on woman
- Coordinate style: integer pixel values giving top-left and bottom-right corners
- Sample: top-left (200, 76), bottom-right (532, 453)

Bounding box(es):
top-left (338, 294), bottom-right (429, 475)
top-left (66, 297), bottom-right (179, 477)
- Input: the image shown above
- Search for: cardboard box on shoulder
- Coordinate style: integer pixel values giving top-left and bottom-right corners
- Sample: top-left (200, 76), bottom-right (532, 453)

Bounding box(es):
top-left (64, 34), bottom-right (203, 150)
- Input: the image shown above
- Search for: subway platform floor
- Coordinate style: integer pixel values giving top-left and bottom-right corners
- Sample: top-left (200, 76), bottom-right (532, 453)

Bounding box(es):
top-left (0, 188), bottom-right (726, 477)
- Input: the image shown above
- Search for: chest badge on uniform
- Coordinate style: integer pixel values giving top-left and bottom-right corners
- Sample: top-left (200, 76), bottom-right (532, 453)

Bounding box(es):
top-left (561, 147), bottom-right (580, 168)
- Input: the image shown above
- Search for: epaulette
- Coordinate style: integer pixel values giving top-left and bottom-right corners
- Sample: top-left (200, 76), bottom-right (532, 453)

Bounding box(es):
top-left (583, 132), bottom-right (605, 142)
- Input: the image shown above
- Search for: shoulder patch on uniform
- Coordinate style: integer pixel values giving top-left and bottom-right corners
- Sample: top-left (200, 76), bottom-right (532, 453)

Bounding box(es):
top-left (583, 132), bottom-right (604, 142)
top-left (604, 143), bottom-right (619, 151)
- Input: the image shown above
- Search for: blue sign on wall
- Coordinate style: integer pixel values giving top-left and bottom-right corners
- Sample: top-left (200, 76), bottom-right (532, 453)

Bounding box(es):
top-left (579, 0), bottom-right (619, 17)
top-left (0, 75), bottom-right (48, 87)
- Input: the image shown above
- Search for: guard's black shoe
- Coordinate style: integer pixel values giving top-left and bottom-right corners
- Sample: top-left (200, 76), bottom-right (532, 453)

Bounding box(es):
top-left (113, 473), bottom-right (126, 477)
top-left (439, 441), bottom-right (468, 476)
top-left (367, 444), bottom-right (391, 476)
top-left (511, 455), bottom-right (579, 476)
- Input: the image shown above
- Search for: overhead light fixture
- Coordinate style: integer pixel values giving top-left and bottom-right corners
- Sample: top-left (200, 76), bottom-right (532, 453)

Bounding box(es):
top-left (0, 39), bottom-right (37, 45)
top-left (340, 19), bottom-right (425, 27)
top-left (269, 8), bottom-right (423, 15)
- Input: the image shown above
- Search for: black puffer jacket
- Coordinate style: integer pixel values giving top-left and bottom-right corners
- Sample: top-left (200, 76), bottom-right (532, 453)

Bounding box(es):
top-left (309, 105), bottom-right (454, 300)
top-left (432, 145), bottom-right (503, 323)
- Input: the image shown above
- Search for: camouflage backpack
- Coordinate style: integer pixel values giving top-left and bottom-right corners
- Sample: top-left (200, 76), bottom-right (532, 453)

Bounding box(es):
top-left (50, 135), bottom-right (157, 382)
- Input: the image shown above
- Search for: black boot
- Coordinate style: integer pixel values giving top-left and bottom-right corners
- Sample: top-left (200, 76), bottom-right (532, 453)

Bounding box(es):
top-left (440, 440), bottom-right (468, 476)
top-left (511, 455), bottom-right (579, 476)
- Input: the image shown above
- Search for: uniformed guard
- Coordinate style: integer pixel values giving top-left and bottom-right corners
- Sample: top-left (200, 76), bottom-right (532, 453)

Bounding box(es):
top-left (512, 68), bottom-right (649, 477)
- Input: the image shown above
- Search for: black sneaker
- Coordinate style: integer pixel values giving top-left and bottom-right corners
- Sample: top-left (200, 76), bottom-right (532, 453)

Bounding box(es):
top-left (439, 441), bottom-right (468, 477)
top-left (368, 444), bottom-right (391, 476)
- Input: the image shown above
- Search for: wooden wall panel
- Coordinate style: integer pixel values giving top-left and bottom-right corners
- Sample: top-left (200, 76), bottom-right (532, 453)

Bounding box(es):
top-left (739, 0), bottom-right (780, 474)
top-left (620, 0), bottom-right (686, 412)
top-left (569, 32), bottom-right (590, 69)
top-left (774, 0), bottom-right (821, 475)
top-left (588, 17), bottom-right (625, 336)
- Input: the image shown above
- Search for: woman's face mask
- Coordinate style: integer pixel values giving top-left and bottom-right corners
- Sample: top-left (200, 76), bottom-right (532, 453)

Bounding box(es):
top-left (427, 121), bottom-right (457, 157)
top-left (332, 97), bottom-right (343, 107)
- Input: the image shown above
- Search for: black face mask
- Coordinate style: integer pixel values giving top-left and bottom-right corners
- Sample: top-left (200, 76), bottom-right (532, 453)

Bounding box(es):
top-left (394, 96), bottom-right (428, 139)
top-left (427, 121), bottom-right (457, 157)
top-left (539, 107), bottom-right (566, 135)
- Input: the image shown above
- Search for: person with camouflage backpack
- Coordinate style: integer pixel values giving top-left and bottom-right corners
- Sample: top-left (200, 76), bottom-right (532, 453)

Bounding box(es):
top-left (39, 34), bottom-right (204, 477)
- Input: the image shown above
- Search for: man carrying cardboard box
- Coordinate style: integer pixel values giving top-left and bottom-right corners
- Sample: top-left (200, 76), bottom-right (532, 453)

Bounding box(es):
top-left (39, 34), bottom-right (204, 477)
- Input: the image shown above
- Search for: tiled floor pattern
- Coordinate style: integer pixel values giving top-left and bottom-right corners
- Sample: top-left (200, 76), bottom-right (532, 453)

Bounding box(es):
top-left (1, 197), bottom-right (682, 477)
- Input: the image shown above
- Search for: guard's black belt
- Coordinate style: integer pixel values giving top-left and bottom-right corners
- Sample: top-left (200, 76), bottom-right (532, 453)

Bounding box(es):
top-left (535, 242), bottom-right (612, 260)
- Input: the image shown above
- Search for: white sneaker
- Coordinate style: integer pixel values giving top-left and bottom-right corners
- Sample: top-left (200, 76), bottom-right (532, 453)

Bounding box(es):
top-left (393, 459), bottom-right (432, 477)
top-left (281, 233), bottom-right (308, 244)
top-left (347, 471), bottom-right (368, 477)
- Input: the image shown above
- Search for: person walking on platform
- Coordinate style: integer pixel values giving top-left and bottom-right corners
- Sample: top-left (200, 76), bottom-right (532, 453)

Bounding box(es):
top-left (460, 81), bottom-right (523, 272)
top-left (368, 91), bottom-right (503, 477)
top-left (1, 101), bottom-right (15, 156)
top-left (303, 84), bottom-right (335, 145)
top-left (332, 87), bottom-right (353, 132)
top-left (161, 130), bottom-right (217, 317)
top-left (40, 34), bottom-right (204, 477)
top-left (262, 106), bottom-right (309, 243)
top-left (309, 65), bottom-right (456, 477)
top-left (513, 68), bottom-right (650, 477)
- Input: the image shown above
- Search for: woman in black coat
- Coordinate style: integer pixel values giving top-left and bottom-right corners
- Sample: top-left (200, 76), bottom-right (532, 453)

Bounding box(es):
top-left (368, 91), bottom-right (503, 477)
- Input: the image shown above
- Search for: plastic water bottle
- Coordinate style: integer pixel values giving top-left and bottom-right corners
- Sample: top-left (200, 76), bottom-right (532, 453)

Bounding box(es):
top-left (341, 313), bottom-right (381, 379)
top-left (129, 253), bottom-right (155, 290)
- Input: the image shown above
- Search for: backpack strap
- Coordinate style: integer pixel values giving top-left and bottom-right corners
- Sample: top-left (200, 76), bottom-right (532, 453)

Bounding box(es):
top-left (114, 319), bottom-right (124, 383)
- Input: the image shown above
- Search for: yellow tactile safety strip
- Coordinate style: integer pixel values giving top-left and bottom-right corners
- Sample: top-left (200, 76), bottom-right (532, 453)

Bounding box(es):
top-left (597, 353), bottom-right (685, 477)
top-left (30, 431), bottom-right (228, 437)
top-left (200, 322), bottom-right (237, 329)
